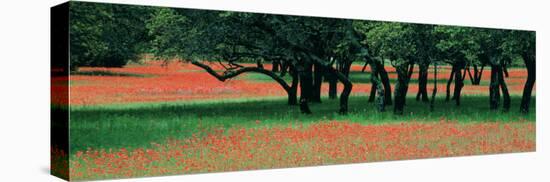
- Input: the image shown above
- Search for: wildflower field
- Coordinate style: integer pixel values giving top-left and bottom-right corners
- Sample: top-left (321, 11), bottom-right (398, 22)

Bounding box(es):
top-left (52, 61), bottom-right (535, 180)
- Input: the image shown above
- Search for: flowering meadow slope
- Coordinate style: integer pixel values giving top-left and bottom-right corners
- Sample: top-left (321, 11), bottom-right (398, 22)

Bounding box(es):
top-left (64, 121), bottom-right (534, 180)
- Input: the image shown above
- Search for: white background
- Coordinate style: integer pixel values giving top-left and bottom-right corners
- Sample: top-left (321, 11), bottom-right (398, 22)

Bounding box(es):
top-left (0, 0), bottom-right (548, 181)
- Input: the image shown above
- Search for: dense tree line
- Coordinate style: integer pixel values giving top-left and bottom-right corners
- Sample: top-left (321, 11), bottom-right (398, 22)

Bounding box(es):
top-left (69, 2), bottom-right (152, 70)
top-left (68, 3), bottom-right (536, 114)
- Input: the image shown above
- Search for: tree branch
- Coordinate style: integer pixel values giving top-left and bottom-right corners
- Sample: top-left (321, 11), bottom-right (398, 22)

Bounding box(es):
top-left (191, 60), bottom-right (291, 92)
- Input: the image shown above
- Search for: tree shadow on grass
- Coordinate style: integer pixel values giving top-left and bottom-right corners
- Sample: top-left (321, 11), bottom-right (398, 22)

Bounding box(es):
top-left (69, 95), bottom-right (535, 151)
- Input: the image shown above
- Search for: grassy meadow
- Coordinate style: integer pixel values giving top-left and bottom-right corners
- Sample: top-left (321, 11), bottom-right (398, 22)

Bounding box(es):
top-left (69, 95), bottom-right (535, 152)
top-left (54, 62), bottom-right (535, 180)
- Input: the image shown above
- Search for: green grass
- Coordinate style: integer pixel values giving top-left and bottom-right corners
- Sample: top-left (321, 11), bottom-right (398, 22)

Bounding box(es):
top-left (241, 73), bottom-right (294, 82)
top-left (69, 95), bottom-right (535, 152)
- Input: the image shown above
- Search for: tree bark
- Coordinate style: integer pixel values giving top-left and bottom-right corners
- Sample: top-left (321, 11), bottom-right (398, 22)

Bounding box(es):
top-left (520, 54), bottom-right (535, 113)
top-left (272, 60), bottom-right (280, 72)
top-left (370, 60), bottom-right (385, 111)
top-left (288, 65), bottom-right (298, 105)
top-left (298, 63), bottom-right (313, 114)
top-left (473, 65), bottom-right (478, 78)
top-left (256, 60), bottom-right (264, 69)
top-left (461, 65), bottom-right (467, 81)
top-left (472, 65), bottom-right (479, 85)
top-left (368, 62), bottom-right (378, 102)
top-left (375, 60), bottom-right (392, 105)
top-left (361, 61), bottom-right (369, 72)
top-left (489, 64), bottom-right (501, 110)
top-left (328, 71), bottom-right (338, 99)
top-left (477, 65), bottom-right (485, 85)
top-left (416, 63), bottom-right (429, 102)
top-left (476, 65), bottom-right (485, 84)
top-left (311, 63), bottom-right (323, 103)
top-left (453, 63), bottom-right (464, 106)
top-left (408, 63), bottom-right (415, 78)
top-left (326, 65), bottom-right (353, 114)
top-left (445, 67), bottom-right (455, 101)
top-left (191, 60), bottom-right (290, 92)
top-left (503, 63), bottom-right (509, 78)
top-left (466, 65), bottom-right (475, 85)
top-left (368, 74), bottom-right (378, 102)
top-left (341, 62), bottom-right (352, 77)
top-left (308, 54), bottom-right (352, 114)
top-left (393, 64), bottom-right (410, 115)
top-left (430, 63), bottom-right (438, 111)
top-left (403, 63), bottom-right (414, 105)
top-left (280, 61), bottom-right (289, 77)
top-left (498, 66), bottom-right (511, 112)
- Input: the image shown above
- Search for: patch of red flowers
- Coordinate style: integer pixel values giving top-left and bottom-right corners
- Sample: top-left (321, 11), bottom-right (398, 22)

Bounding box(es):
top-left (62, 61), bottom-right (532, 105)
top-left (67, 61), bottom-right (287, 105)
top-left (68, 120), bottom-right (535, 180)
top-left (51, 147), bottom-right (69, 179)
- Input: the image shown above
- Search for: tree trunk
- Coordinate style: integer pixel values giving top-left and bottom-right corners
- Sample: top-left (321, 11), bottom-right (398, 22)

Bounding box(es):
top-left (272, 60), bottom-right (280, 72)
top-left (393, 64), bottom-right (410, 115)
top-left (288, 66), bottom-right (298, 105)
top-left (361, 61), bottom-right (369, 72)
top-left (453, 63), bottom-right (464, 106)
top-left (466, 65), bottom-right (475, 85)
top-left (472, 65), bottom-right (479, 85)
top-left (461, 65), bottom-right (467, 81)
top-left (445, 67), bottom-right (455, 101)
top-left (403, 63), bottom-right (414, 105)
top-left (326, 65), bottom-right (353, 114)
top-left (376, 60), bottom-right (392, 105)
top-left (341, 62), bottom-right (352, 77)
top-left (475, 65), bottom-right (484, 85)
top-left (498, 66), bottom-right (510, 112)
top-left (370, 61), bottom-right (385, 111)
top-left (368, 63), bottom-right (378, 102)
top-left (408, 63), bottom-right (415, 78)
top-left (298, 63), bottom-right (313, 114)
top-left (489, 64), bottom-right (501, 110)
top-left (257, 60), bottom-right (264, 69)
top-left (503, 63), bottom-right (509, 78)
top-left (310, 55), bottom-right (352, 114)
top-left (311, 63), bottom-right (323, 103)
top-left (280, 61), bottom-right (289, 77)
top-left (416, 63), bottom-right (429, 102)
top-left (368, 75), bottom-right (377, 102)
top-left (328, 71), bottom-right (338, 99)
top-left (430, 63), bottom-right (438, 111)
top-left (520, 54), bottom-right (535, 113)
